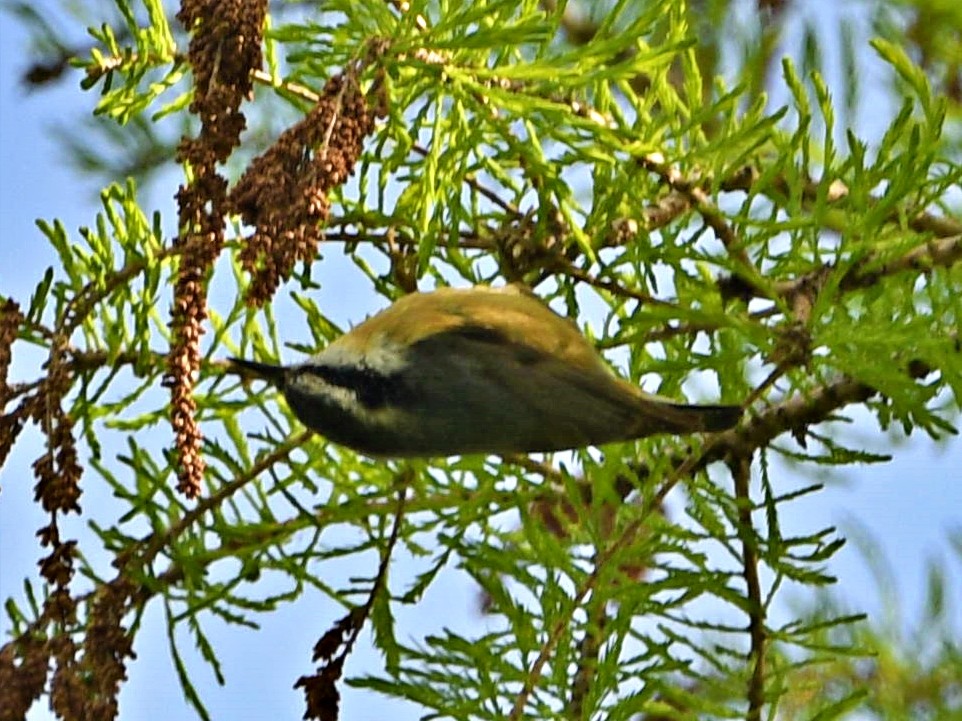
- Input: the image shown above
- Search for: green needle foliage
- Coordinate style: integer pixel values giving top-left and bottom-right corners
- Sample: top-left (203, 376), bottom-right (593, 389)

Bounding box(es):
top-left (1, 1), bottom-right (960, 720)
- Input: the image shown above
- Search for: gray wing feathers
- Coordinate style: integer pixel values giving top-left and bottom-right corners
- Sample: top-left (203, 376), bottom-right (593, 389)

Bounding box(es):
top-left (407, 328), bottom-right (714, 452)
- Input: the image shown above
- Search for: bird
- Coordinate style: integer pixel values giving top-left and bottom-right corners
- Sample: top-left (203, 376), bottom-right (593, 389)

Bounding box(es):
top-left (229, 285), bottom-right (741, 457)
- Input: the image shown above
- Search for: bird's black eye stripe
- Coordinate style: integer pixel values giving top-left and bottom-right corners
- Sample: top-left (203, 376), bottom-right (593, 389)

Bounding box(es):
top-left (298, 364), bottom-right (407, 409)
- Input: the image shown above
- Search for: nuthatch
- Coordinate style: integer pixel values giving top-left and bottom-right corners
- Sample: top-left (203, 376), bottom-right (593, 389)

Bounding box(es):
top-left (230, 285), bottom-right (741, 457)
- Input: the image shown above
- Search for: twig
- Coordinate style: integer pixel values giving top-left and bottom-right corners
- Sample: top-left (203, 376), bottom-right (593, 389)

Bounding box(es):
top-left (730, 454), bottom-right (766, 721)
top-left (774, 234), bottom-right (962, 299)
top-left (411, 143), bottom-right (522, 217)
top-left (339, 475), bottom-right (408, 656)
top-left (128, 430), bottom-right (314, 573)
top-left (553, 261), bottom-right (679, 307)
top-left (295, 474), bottom-right (409, 720)
top-left (637, 153), bottom-right (770, 299)
top-left (568, 589), bottom-right (607, 720)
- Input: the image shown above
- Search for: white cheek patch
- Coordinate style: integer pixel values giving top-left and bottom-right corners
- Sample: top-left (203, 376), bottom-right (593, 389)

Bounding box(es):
top-left (290, 369), bottom-right (404, 426)
top-left (297, 372), bottom-right (357, 411)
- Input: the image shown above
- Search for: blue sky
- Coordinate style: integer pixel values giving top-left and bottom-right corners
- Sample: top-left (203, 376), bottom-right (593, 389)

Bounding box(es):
top-left (1, 3), bottom-right (960, 720)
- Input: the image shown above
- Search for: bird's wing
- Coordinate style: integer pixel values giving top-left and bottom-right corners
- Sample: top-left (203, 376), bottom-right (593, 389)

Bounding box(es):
top-left (407, 325), bottom-right (694, 450)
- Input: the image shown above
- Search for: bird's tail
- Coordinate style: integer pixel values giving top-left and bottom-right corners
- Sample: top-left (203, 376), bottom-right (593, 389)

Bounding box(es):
top-left (228, 357), bottom-right (287, 386)
top-left (655, 402), bottom-right (743, 434)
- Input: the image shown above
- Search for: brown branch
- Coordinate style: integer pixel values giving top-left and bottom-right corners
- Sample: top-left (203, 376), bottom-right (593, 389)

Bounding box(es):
top-left (647, 373), bottom-right (881, 481)
top-left (411, 143), bottom-right (522, 217)
top-left (551, 260), bottom-right (678, 306)
top-left (722, 165), bottom-right (952, 237)
top-left (61, 243), bottom-right (171, 338)
top-left (774, 234), bottom-right (962, 299)
top-left (730, 454), bottom-right (766, 721)
top-left (296, 476), bottom-right (409, 720)
top-left (635, 191), bottom-right (693, 234)
top-left (637, 153), bottom-right (771, 298)
top-left (594, 307), bottom-right (781, 350)
top-left (568, 590), bottom-right (606, 720)
top-left (127, 430), bottom-right (313, 573)
top-left (507, 568), bottom-right (597, 719)
top-left (743, 169), bottom-right (962, 240)
top-left (0, 427), bottom-right (315, 698)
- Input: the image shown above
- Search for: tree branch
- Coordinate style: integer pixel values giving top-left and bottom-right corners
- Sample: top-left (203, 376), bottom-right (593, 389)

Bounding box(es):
top-left (730, 454), bottom-right (766, 721)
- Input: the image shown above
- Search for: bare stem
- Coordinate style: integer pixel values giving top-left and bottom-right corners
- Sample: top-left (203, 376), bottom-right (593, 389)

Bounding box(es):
top-left (730, 454), bottom-right (766, 721)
